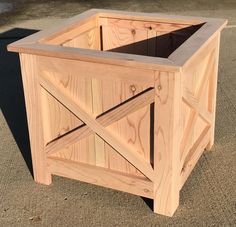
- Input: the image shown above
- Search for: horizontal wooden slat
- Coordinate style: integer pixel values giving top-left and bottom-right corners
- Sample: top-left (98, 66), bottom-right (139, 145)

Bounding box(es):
top-left (45, 88), bottom-right (155, 155)
top-left (47, 157), bottom-right (154, 198)
top-left (36, 55), bottom-right (155, 85)
top-left (39, 74), bottom-right (155, 182)
top-left (180, 125), bottom-right (210, 189)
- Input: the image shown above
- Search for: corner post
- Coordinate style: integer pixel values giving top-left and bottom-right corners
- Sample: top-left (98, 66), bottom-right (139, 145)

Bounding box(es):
top-left (19, 54), bottom-right (51, 185)
top-left (206, 33), bottom-right (221, 151)
top-left (153, 71), bottom-right (182, 216)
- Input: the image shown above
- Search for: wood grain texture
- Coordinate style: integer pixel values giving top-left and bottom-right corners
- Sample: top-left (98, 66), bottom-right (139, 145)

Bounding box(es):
top-left (41, 15), bottom-right (98, 45)
top-left (39, 73), bottom-right (155, 181)
top-left (180, 126), bottom-right (211, 188)
top-left (180, 46), bottom-right (216, 168)
top-left (45, 88), bottom-right (154, 156)
top-left (40, 88), bottom-right (84, 144)
top-left (153, 71), bottom-right (182, 216)
top-left (47, 157), bottom-right (154, 198)
top-left (9, 9), bottom-right (226, 217)
top-left (37, 55), bottom-right (154, 85)
top-left (206, 33), bottom-right (220, 150)
top-left (62, 27), bottom-right (100, 50)
top-left (37, 55), bottom-right (153, 177)
top-left (102, 25), bottom-right (147, 52)
top-left (19, 54), bottom-right (52, 184)
top-left (101, 18), bottom-right (192, 33)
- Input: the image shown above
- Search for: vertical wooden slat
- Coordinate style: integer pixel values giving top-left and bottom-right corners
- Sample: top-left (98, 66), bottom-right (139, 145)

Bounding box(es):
top-left (153, 71), bottom-right (182, 216)
top-left (92, 78), bottom-right (107, 167)
top-left (20, 54), bottom-right (52, 184)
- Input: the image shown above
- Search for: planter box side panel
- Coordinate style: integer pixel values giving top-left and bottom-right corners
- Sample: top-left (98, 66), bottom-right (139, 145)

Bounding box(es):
top-left (179, 33), bottom-right (220, 188)
top-left (36, 55), bottom-right (155, 178)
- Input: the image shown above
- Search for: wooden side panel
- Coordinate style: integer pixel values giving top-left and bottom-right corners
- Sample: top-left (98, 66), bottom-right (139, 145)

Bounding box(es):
top-left (180, 34), bottom-right (220, 186)
top-left (62, 27), bottom-right (100, 50)
top-left (37, 56), bottom-right (153, 177)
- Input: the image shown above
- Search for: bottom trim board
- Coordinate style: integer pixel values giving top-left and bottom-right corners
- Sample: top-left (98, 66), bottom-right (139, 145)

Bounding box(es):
top-left (47, 157), bottom-right (154, 199)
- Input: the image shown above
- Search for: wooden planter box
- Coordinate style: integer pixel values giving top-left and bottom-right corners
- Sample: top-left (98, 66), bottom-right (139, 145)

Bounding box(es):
top-left (8, 9), bottom-right (227, 216)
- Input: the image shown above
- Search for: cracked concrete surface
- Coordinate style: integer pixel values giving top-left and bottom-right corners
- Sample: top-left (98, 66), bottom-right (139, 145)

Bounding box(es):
top-left (0, 1), bottom-right (236, 226)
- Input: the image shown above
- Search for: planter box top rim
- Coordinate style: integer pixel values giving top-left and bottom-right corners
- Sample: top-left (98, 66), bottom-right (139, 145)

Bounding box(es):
top-left (7, 9), bottom-right (227, 72)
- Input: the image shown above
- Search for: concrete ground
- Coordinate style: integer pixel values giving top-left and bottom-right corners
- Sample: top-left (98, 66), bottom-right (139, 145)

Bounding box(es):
top-left (0, 1), bottom-right (236, 226)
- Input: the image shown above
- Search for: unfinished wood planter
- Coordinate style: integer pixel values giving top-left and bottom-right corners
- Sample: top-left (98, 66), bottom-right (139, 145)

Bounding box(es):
top-left (8, 9), bottom-right (227, 216)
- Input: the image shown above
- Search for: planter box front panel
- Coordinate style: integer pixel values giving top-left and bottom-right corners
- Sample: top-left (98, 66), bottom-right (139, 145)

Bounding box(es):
top-left (38, 55), bottom-right (153, 177)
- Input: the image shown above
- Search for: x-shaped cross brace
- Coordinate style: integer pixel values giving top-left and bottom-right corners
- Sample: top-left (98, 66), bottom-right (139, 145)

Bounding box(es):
top-left (39, 75), bottom-right (156, 182)
top-left (180, 49), bottom-right (215, 167)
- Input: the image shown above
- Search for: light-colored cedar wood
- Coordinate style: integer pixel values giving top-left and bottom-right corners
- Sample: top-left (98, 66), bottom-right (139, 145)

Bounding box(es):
top-left (45, 88), bottom-right (154, 155)
top-left (180, 125), bottom-right (211, 188)
top-left (36, 55), bottom-right (154, 85)
top-left (206, 33), bottom-right (220, 150)
top-left (102, 25), bottom-right (147, 51)
top-left (97, 9), bottom-right (205, 25)
top-left (7, 42), bottom-right (180, 72)
top-left (62, 27), bottom-right (100, 50)
top-left (7, 10), bottom-right (99, 47)
top-left (19, 54), bottom-right (52, 185)
top-left (180, 47), bottom-right (216, 167)
top-left (102, 81), bottom-right (151, 176)
top-left (168, 19), bottom-right (226, 67)
top-left (39, 74), bottom-right (155, 182)
top-left (7, 9), bottom-right (227, 217)
top-left (47, 157), bottom-right (154, 198)
top-left (40, 88), bottom-right (84, 144)
top-left (182, 90), bottom-right (212, 125)
top-left (101, 18), bottom-right (193, 33)
top-left (39, 56), bottom-right (152, 176)
top-left (153, 71), bottom-right (182, 216)
top-left (40, 14), bottom-right (98, 45)
top-left (91, 78), bottom-right (106, 167)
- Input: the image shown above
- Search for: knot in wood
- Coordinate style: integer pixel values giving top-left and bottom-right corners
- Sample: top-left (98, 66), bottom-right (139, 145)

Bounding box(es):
top-left (130, 84), bottom-right (136, 93)
top-left (131, 29), bottom-right (136, 35)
